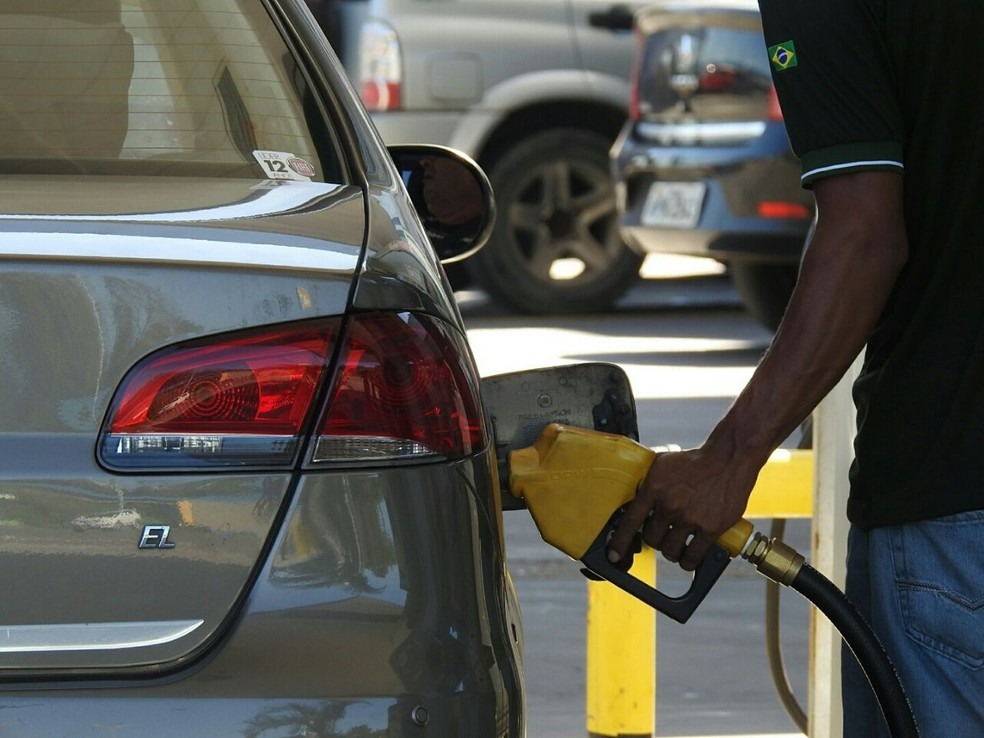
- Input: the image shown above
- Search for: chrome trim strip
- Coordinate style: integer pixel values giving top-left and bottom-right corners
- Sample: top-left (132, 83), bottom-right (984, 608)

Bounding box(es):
top-left (0, 620), bottom-right (204, 653)
top-left (0, 182), bottom-right (343, 224)
top-left (0, 232), bottom-right (357, 272)
top-left (636, 120), bottom-right (767, 145)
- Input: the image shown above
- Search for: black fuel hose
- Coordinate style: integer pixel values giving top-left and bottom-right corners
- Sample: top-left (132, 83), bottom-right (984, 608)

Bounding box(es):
top-left (789, 563), bottom-right (919, 738)
top-left (764, 519), bottom-right (808, 734)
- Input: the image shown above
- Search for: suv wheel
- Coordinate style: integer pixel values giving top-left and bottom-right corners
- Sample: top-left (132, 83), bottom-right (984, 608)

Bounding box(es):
top-left (468, 129), bottom-right (643, 313)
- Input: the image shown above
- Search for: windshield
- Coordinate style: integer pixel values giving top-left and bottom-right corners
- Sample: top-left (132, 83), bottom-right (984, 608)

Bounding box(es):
top-left (0, 0), bottom-right (343, 182)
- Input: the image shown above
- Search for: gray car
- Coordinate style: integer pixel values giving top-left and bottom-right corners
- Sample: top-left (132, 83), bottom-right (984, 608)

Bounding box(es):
top-left (0, 1), bottom-right (526, 735)
top-left (608, 0), bottom-right (814, 328)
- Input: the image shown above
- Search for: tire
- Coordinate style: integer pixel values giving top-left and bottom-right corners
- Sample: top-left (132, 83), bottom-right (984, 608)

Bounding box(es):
top-left (729, 261), bottom-right (799, 331)
top-left (467, 129), bottom-right (644, 313)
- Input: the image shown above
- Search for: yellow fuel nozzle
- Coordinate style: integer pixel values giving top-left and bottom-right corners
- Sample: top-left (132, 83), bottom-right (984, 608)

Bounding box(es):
top-left (508, 423), bottom-right (656, 560)
top-left (508, 423), bottom-right (755, 623)
top-left (508, 423), bottom-right (752, 559)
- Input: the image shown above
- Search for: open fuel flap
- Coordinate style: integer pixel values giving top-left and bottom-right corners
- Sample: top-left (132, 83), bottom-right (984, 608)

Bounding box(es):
top-left (481, 362), bottom-right (639, 510)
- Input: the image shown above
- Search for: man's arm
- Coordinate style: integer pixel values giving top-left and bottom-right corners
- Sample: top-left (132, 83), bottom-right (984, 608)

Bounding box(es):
top-left (608, 171), bottom-right (909, 571)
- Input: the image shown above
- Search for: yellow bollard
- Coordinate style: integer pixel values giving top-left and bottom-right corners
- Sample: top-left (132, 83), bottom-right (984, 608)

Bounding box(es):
top-left (586, 546), bottom-right (656, 738)
top-left (745, 449), bottom-right (814, 518)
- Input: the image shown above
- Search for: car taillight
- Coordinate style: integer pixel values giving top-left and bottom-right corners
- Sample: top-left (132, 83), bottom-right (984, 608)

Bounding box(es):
top-left (100, 321), bottom-right (338, 469)
top-left (99, 313), bottom-right (486, 471)
top-left (757, 201), bottom-right (812, 219)
top-left (359, 19), bottom-right (402, 112)
top-left (313, 312), bottom-right (486, 463)
top-left (697, 64), bottom-right (737, 92)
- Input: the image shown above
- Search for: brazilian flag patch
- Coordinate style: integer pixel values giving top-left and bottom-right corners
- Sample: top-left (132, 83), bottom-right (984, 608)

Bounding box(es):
top-left (768, 40), bottom-right (798, 71)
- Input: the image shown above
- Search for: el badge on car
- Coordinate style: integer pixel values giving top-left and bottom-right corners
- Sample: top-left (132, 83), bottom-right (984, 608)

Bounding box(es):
top-left (139, 525), bottom-right (176, 550)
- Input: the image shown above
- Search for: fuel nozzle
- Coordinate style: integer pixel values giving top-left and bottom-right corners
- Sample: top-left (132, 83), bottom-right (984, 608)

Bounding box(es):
top-left (508, 423), bottom-right (656, 560)
top-left (508, 423), bottom-right (754, 623)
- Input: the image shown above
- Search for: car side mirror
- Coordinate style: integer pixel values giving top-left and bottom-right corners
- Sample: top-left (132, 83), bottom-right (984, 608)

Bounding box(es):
top-left (389, 144), bottom-right (496, 264)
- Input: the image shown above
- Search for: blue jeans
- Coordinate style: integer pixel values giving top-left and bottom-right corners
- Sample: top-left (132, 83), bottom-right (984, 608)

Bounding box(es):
top-left (843, 512), bottom-right (984, 737)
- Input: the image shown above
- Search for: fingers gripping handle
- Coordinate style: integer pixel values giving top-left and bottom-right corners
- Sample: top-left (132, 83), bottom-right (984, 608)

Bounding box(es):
top-left (507, 423), bottom-right (754, 622)
top-left (579, 511), bottom-right (735, 624)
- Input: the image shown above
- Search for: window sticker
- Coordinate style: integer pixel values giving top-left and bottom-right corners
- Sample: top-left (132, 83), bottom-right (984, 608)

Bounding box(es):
top-left (253, 150), bottom-right (316, 181)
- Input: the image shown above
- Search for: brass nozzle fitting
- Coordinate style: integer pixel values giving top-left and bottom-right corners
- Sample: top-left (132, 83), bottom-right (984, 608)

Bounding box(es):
top-left (742, 532), bottom-right (805, 586)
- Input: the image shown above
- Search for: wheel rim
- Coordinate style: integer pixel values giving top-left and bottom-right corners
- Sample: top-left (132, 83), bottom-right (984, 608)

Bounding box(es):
top-left (502, 156), bottom-right (621, 285)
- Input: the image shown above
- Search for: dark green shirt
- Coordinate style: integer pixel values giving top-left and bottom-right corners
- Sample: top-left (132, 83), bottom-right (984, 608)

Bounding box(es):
top-left (758, 0), bottom-right (984, 527)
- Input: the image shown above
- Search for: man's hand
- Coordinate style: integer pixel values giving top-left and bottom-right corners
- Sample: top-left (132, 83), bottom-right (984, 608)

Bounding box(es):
top-left (607, 446), bottom-right (760, 572)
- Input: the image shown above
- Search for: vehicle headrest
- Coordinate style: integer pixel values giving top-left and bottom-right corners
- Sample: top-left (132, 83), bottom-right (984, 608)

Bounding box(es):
top-left (0, 3), bottom-right (134, 161)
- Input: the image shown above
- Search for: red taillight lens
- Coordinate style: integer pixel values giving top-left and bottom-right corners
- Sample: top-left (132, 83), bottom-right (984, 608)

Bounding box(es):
top-left (361, 80), bottom-right (402, 112)
top-left (757, 201), bottom-right (812, 219)
top-left (359, 19), bottom-right (402, 112)
top-left (314, 312), bottom-right (486, 463)
top-left (697, 65), bottom-right (737, 92)
top-left (100, 321), bottom-right (338, 469)
top-left (99, 313), bottom-right (485, 471)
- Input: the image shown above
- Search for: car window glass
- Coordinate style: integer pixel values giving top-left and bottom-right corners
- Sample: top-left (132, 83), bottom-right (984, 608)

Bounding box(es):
top-left (0, 0), bottom-right (344, 183)
top-left (639, 26), bottom-right (771, 118)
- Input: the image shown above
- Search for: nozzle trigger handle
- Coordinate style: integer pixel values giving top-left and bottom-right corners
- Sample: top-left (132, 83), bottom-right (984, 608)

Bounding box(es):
top-left (579, 514), bottom-right (733, 624)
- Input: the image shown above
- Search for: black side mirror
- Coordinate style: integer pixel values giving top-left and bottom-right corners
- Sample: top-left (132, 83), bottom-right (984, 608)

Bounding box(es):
top-left (389, 144), bottom-right (495, 264)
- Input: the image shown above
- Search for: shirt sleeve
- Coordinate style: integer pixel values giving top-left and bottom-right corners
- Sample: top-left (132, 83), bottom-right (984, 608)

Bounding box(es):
top-left (757, 0), bottom-right (904, 187)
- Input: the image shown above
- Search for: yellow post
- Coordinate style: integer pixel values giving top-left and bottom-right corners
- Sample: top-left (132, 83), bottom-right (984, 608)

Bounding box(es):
top-left (586, 546), bottom-right (656, 738)
top-left (744, 448), bottom-right (814, 518)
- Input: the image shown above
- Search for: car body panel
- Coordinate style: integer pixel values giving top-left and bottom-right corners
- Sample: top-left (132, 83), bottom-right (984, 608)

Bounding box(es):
top-left (0, 463), bottom-right (523, 737)
top-left (1, 178), bottom-right (359, 671)
top-left (352, 179), bottom-right (463, 318)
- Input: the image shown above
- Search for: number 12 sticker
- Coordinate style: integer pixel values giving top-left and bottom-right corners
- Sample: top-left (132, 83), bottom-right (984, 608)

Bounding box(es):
top-left (253, 150), bottom-right (316, 181)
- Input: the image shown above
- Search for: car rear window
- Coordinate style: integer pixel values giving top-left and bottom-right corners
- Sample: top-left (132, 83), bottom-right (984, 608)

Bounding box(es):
top-left (637, 24), bottom-right (772, 121)
top-left (0, 0), bottom-right (344, 182)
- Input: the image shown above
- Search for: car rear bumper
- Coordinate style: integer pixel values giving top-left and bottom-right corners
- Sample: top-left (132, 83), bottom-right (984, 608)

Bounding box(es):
top-left (0, 458), bottom-right (525, 738)
top-left (619, 222), bottom-right (807, 263)
top-left (611, 120), bottom-right (813, 262)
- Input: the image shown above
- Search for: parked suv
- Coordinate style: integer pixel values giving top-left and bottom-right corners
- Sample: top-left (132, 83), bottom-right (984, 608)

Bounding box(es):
top-left (313, 0), bottom-right (651, 313)
top-left (608, 1), bottom-right (814, 329)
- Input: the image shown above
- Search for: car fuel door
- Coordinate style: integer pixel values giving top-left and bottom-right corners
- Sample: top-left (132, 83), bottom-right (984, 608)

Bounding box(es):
top-left (481, 363), bottom-right (639, 510)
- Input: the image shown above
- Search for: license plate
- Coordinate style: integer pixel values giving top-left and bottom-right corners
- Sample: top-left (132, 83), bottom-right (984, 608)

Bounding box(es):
top-left (640, 182), bottom-right (706, 228)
